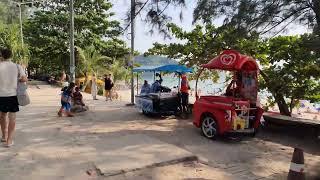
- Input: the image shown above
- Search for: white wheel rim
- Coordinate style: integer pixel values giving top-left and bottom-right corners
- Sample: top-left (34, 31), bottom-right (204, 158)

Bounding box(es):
top-left (202, 117), bottom-right (217, 138)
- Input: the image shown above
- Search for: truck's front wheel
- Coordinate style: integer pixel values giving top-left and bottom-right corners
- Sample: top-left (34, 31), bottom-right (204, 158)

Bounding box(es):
top-left (201, 115), bottom-right (218, 139)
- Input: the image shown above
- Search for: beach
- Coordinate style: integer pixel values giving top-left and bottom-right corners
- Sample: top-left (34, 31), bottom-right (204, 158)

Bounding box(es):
top-left (115, 85), bottom-right (319, 121)
top-left (0, 85), bottom-right (319, 180)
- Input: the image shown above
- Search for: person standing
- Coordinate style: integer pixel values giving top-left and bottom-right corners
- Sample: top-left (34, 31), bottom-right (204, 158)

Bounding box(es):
top-left (104, 74), bottom-right (113, 101)
top-left (60, 71), bottom-right (68, 87)
top-left (0, 48), bottom-right (27, 147)
top-left (91, 74), bottom-right (98, 100)
top-left (180, 74), bottom-right (190, 114)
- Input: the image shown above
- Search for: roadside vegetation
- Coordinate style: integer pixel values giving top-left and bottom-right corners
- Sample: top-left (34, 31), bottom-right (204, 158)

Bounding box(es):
top-left (0, 0), bottom-right (319, 116)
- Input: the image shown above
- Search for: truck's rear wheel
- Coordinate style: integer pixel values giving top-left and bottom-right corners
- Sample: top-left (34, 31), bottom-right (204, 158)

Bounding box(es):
top-left (201, 115), bottom-right (218, 139)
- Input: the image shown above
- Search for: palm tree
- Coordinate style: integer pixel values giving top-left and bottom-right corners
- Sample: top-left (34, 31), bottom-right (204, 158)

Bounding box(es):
top-left (76, 45), bottom-right (111, 90)
top-left (76, 46), bottom-right (132, 92)
top-left (109, 60), bottom-right (130, 85)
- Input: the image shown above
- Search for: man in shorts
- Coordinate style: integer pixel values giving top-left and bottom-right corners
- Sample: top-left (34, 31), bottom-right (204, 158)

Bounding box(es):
top-left (104, 74), bottom-right (114, 101)
top-left (0, 48), bottom-right (27, 147)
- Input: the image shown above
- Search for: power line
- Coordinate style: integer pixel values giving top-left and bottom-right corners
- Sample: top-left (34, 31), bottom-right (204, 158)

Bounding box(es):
top-left (121, 0), bottom-right (150, 34)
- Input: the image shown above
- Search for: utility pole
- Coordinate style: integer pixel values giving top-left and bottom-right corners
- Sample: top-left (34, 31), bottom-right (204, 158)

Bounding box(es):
top-left (18, 4), bottom-right (24, 46)
top-left (130, 0), bottom-right (135, 105)
top-left (69, 0), bottom-right (75, 83)
top-left (12, 0), bottom-right (42, 47)
top-left (12, 0), bottom-right (42, 65)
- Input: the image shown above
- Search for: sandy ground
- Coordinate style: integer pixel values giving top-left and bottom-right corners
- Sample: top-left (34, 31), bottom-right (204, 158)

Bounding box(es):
top-left (0, 85), bottom-right (319, 180)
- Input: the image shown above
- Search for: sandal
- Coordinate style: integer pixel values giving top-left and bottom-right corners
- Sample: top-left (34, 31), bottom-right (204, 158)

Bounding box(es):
top-left (1, 138), bottom-right (6, 142)
top-left (4, 141), bottom-right (14, 148)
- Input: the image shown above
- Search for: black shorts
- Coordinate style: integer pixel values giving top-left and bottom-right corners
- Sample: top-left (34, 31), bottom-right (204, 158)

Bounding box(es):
top-left (0, 96), bottom-right (19, 113)
top-left (181, 92), bottom-right (189, 106)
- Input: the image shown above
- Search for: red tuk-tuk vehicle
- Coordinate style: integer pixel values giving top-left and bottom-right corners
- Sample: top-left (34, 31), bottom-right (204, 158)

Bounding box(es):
top-left (193, 50), bottom-right (264, 139)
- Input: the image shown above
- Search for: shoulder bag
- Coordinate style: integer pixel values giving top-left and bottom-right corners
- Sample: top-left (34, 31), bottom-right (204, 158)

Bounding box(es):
top-left (16, 64), bottom-right (30, 106)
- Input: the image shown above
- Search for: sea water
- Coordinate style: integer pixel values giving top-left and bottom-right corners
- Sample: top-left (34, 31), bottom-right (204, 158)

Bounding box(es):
top-left (139, 72), bottom-right (272, 105)
top-left (140, 72), bottom-right (227, 96)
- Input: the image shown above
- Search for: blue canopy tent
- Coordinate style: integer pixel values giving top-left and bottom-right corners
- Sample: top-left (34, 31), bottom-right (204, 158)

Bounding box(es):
top-left (133, 64), bottom-right (193, 73)
top-left (134, 65), bottom-right (193, 115)
top-left (132, 66), bottom-right (158, 72)
top-left (133, 64), bottom-right (193, 93)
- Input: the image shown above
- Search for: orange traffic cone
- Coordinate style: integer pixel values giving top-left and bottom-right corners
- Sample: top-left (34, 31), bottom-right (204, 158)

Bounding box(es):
top-left (287, 148), bottom-right (306, 180)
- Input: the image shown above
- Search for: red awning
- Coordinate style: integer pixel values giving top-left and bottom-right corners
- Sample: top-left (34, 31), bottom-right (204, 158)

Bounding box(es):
top-left (202, 50), bottom-right (259, 71)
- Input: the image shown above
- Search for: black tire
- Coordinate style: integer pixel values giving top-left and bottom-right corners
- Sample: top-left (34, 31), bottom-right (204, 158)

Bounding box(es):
top-left (201, 114), bottom-right (219, 139)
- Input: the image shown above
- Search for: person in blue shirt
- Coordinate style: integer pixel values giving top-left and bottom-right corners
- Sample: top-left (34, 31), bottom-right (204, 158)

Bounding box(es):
top-left (151, 80), bottom-right (161, 93)
top-left (58, 82), bottom-right (75, 117)
top-left (140, 80), bottom-right (151, 94)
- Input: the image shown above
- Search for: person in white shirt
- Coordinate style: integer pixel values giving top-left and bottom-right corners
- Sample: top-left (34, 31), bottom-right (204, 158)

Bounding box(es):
top-left (0, 48), bottom-right (27, 147)
top-left (91, 74), bottom-right (98, 100)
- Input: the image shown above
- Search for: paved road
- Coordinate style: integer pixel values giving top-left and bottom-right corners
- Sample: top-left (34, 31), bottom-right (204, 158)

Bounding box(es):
top-left (0, 85), bottom-right (319, 180)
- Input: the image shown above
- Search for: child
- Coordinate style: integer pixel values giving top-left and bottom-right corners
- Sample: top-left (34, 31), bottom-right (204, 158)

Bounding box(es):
top-left (58, 82), bottom-right (75, 117)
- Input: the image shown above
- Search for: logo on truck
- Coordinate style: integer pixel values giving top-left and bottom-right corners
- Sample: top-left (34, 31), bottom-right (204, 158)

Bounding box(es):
top-left (220, 53), bottom-right (236, 65)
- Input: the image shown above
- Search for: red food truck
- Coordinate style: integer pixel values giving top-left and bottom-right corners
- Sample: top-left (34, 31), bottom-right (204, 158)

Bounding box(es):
top-left (193, 50), bottom-right (264, 139)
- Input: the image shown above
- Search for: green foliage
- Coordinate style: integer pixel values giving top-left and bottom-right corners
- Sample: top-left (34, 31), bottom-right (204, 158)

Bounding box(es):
top-left (147, 23), bottom-right (263, 66)
top-left (260, 35), bottom-right (320, 112)
top-left (76, 46), bottom-right (111, 77)
top-left (125, 0), bottom-right (186, 37)
top-left (142, 0), bottom-right (319, 37)
top-left (109, 60), bottom-right (130, 85)
top-left (24, 0), bottom-right (129, 75)
top-left (193, 0), bottom-right (318, 34)
top-left (146, 23), bottom-right (264, 81)
top-left (0, 23), bottom-right (29, 64)
top-left (147, 23), bottom-right (320, 115)
top-left (308, 94), bottom-right (320, 103)
top-left (141, 0), bottom-right (320, 116)
top-left (0, 0), bottom-right (28, 24)
top-left (0, 1), bottom-right (30, 65)
top-left (98, 88), bottom-right (104, 96)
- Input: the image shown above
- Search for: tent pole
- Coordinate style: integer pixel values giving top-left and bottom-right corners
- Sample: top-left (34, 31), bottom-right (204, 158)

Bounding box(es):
top-left (178, 73), bottom-right (181, 92)
top-left (136, 73), bottom-right (139, 94)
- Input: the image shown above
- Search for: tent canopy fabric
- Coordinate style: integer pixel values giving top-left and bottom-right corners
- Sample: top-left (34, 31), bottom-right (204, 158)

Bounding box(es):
top-left (132, 66), bottom-right (158, 72)
top-left (202, 50), bottom-right (259, 71)
top-left (133, 64), bottom-right (193, 73)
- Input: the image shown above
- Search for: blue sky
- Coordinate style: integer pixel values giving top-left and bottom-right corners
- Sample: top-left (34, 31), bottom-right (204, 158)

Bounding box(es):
top-left (110, 0), bottom-right (310, 53)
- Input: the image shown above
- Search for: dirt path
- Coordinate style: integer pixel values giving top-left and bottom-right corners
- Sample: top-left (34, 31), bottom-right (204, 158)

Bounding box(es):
top-left (0, 86), bottom-right (319, 180)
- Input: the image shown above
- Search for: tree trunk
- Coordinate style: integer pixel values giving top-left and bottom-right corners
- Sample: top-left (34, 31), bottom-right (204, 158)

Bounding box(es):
top-left (81, 73), bottom-right (90, 91)
top-left (289, 98), bottom-right (294, 114)
top-left (260, 70), bottom-right (291, 116)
